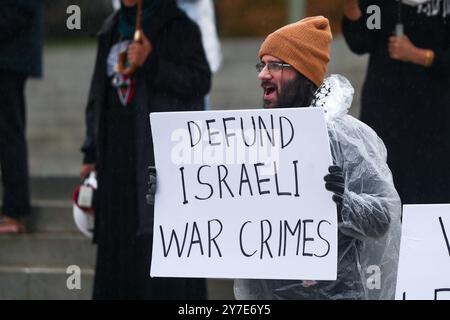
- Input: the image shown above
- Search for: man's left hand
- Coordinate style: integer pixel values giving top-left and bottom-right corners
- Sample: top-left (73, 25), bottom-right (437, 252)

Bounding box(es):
top-left (301, 280), bottom-right (318, 288)
top-left (324, 165), bottom-right (345, 212)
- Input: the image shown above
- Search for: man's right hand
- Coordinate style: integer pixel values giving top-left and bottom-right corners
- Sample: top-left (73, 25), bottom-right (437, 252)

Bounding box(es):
top-left (344, 0), bottom-right (362, 21)
top-left (80, 163), bottom-right (96, 181)
top-left (146, 166), bottom-right (157, 205)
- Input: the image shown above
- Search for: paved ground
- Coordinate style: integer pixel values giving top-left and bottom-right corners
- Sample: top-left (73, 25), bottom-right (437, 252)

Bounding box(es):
top-left (26, 36), bottom-right (367, 175)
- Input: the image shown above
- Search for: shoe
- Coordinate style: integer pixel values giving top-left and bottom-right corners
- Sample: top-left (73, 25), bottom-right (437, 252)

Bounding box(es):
top-left (0, 216), bottom-right (26, 234)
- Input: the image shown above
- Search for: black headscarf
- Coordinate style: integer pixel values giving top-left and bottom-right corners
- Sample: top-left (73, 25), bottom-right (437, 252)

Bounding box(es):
top-left (119, 0), bottom-right (161, 39)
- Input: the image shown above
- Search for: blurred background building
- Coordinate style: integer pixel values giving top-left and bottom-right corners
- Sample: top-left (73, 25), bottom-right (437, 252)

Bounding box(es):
top-left (43, 0), bottom-right (346, 39)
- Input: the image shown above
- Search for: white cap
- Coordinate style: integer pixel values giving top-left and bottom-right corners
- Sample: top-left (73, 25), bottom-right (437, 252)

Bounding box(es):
top-left (72, 171), bottom-right (97, 238)
top-left (73, 205), bottom-right (94, 238)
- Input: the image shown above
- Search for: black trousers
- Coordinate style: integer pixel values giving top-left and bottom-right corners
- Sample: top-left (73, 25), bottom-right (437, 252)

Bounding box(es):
top-left (0, 71), bottom-right (30, 218)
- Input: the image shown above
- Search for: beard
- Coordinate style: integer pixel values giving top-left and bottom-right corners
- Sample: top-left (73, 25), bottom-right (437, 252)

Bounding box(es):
top-left (262, 73), bottom-right (315, 109)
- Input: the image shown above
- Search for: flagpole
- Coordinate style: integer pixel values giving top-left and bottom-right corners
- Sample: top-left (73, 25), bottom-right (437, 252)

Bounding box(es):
top-left (117, 0), bottom-right (143, 76)
top-left (396, 0), bottom-right (404, 36)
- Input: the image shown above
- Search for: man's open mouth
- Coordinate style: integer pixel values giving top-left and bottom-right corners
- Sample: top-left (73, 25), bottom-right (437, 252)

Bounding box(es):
top-left (263, 85), bottom-right (277, 100)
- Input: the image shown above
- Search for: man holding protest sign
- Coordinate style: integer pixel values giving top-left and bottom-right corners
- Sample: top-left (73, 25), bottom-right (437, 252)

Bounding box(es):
top-left (231, 16), bottom-right (402, 300)
top-left (147, 16), bottom-right (402, 300)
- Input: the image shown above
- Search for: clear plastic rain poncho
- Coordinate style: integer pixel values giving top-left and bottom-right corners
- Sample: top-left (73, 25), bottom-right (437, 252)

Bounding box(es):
top-left (234, 75), bottom-right (402, 300)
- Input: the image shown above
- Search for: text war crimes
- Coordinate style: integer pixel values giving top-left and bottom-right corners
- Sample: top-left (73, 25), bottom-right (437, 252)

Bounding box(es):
top-left (159, 218), bottom-right (332, 259)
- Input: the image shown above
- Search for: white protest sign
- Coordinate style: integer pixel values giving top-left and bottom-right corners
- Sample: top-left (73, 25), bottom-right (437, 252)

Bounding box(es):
top-left (395, 204), bottom-right (450, 300)
top-left (149, 107), bottom-right (337, 280)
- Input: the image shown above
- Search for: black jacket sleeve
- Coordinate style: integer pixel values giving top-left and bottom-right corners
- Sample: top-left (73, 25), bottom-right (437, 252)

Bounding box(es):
top-left (431, 18), bottom-right (450, 77)
top-left (0, 1), bottom-right (36, 43)
top-left (143, 17), bottom-right (212, 98)
top-left (341, 0), bottom-right (380, 55)
top-left (81, 36), bottom-right (108, 164)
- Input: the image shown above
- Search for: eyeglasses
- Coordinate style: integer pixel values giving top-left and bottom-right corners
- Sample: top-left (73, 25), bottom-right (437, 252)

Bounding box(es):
top-left (256, 61), bottom-right (292, 73)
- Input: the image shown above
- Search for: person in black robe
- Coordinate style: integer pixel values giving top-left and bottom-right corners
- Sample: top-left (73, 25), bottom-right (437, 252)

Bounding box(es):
top-left (80, 0), bottom-right (211, 299)
top-left (342, 0), bottom-right (450, 204)
top-left (0, 0), bottom-right (43, 233)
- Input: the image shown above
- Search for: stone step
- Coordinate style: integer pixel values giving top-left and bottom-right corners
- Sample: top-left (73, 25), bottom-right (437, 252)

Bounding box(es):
top-left (0, 266), bottom-right (233, 300)
top-left (27, 200), bottom-right (79, 233)
top-left (1, 199), bottom-right (82, 233)
top-left (0, 266), bottom-right (93, 300)
top-left (0, 176), bottom-right (80, 202)
top-left (30, 176), bottom-right (80, 201)
top-left (0, 233), bottom-right (96, 269)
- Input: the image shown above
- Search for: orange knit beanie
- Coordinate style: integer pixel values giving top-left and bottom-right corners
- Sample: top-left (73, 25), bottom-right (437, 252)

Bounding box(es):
top-left (259, 16), bottom-right (332, 87)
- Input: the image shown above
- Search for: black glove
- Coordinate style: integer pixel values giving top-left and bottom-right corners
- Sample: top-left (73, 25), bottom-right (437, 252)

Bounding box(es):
top-left (146, 166), bottom-right (157, 205)
top-left (324, 165), bottom-right (345, 219)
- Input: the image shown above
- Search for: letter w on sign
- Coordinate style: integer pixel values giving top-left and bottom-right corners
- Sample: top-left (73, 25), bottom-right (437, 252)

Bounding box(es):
top-left (439, 217), bottom-right (450, 257)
